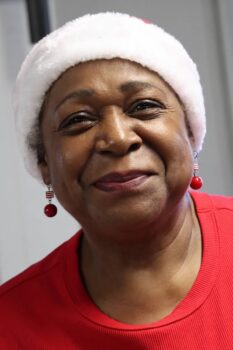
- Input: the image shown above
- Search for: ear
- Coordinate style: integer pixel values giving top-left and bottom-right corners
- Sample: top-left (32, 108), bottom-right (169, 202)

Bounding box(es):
top-left (38, 155), bottom-right (51, 186)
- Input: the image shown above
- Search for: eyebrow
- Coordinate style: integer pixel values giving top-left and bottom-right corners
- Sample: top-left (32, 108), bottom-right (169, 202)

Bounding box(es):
top-left (54, 89), bottom-right (95, 112)
top-left (120, 81), bottom-right (165, 94)
top-left (54, 81), bottom-right (164, 112)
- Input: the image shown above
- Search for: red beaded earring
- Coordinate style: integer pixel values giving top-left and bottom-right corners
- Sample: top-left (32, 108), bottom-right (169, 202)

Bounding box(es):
top-left (190, 152), bottom-right (203, 190)
top-left (44, 185), bottom-right (57, 217)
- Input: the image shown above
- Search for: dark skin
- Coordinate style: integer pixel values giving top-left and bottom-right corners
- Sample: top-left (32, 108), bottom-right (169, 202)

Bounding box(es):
top-left (39, 59), bottom-right (202, 324)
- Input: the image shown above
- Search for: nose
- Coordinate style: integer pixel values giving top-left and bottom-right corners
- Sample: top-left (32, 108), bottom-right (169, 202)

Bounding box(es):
top-left (95, 107), bottom-right (142, 156)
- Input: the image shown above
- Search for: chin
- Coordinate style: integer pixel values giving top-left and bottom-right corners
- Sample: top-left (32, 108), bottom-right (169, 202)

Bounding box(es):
top-left (86, 190), bottom-right (169, 233)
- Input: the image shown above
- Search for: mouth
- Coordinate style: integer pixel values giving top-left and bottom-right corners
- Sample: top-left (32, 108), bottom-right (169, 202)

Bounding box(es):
top-left (93, 170), bottom-right (155, 192)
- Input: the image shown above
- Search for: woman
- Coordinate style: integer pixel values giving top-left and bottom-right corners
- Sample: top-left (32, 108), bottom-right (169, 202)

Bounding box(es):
top-left (1, 12), bottom-right (233, 349)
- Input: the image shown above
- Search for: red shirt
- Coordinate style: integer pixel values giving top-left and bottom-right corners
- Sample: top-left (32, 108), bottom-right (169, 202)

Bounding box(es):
top-left (1, 192), bottom-right (233, 349)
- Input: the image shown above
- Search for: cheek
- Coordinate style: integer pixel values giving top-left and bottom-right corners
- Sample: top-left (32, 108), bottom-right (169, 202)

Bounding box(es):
top-left (164, 131), bottom-right (193, 191)
top-left (145, 118), bottom-right (193, 187)
top-left (45, 137), bottom-right (90, 190)
top-left (44, 138), bottom-right (92, 219)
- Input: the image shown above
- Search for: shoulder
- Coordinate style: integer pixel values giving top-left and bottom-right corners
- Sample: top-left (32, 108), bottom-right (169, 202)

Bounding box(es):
top-left (0, 232), bottom-right (82, 342)
top-left (190, 191), bottom-right (233, 212)
top-left (191, 192), bottom-right (233, 249)
top-left (0, 232), bottom-right (79, 301)
top-left (0, 232), bottom-right (82, 343)
top-left (208, 193), bottom-right (233, 211)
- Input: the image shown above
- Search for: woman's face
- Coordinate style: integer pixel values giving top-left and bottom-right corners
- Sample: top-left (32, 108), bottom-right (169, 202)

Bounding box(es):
top-left (40, 59), bottom-right (193, 233)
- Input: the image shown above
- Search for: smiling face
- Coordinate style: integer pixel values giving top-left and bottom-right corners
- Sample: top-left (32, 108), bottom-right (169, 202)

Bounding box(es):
top-left (39, 59), bottom-right (194, 236)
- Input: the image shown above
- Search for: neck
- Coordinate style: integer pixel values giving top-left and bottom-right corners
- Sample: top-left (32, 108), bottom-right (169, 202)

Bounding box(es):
top-left (82, 194), bottom-right (191, 266)
top-left (80, 193), bottom-right (202, 324)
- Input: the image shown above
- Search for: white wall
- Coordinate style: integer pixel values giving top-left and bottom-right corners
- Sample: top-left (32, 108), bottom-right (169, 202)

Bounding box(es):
top-left (0, 0), bottom-right (79, 284)
top-left (0, 0), bottom-right (232, 284)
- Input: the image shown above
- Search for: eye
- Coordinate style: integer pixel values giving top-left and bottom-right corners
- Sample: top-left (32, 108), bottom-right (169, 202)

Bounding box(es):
top-left (58, 111), bottom-right (97, 133)
top-left (128, 99), bottom-right (165, 115)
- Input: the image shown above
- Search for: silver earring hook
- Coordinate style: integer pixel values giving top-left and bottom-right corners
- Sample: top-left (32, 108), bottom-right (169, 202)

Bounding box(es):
top-left (193, 151), bottom-right (198, 159)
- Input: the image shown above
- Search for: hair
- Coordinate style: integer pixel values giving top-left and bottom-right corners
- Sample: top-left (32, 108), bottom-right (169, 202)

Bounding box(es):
top-left (27, 109), bottom-right (45, 164)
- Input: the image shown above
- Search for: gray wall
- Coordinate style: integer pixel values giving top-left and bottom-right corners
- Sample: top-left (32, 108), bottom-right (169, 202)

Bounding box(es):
top-left (0, 0), bottom-right (232, 283)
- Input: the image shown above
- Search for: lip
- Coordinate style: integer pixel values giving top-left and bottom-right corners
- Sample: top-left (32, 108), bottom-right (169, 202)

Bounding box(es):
top-left (93, 170), bottom-right (155, 192)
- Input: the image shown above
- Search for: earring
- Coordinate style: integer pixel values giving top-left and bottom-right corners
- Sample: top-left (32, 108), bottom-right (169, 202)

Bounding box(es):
top-left (44, 185), bottom-right (57, 217)
top-left (190, 152), bottom-right (203, 190)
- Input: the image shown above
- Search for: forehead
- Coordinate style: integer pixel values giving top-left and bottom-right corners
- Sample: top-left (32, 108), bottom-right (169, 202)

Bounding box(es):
top-left (45, 58), bottom-right (182, 107)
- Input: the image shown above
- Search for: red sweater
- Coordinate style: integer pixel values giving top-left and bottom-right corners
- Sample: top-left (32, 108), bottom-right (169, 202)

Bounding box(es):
top-left (1, 192), bottom-right (233, 349)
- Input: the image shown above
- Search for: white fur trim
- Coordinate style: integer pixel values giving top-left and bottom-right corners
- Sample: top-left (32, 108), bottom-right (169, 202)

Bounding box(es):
top-left (13, 12), bottom-right (206, 183)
